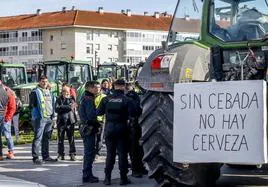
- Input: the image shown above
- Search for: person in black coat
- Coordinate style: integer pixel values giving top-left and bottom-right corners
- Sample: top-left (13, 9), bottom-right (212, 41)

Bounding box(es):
top-left (79, 81), bottom-right (101, 183)
top-left (98, 79), bottom-right (135, 186)
top-left (55, 86), bottom-right (77, 161)
top-left (126, 83), bottom-right (148, 178)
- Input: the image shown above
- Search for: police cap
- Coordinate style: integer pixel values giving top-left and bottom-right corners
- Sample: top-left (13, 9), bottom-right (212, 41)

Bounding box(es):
top-left (114, 79), bottom-right (126, 85)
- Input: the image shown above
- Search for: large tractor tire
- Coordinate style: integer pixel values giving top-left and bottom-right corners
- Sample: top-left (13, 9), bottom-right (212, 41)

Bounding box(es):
top-left (139, 91), bottom-right (221, 187)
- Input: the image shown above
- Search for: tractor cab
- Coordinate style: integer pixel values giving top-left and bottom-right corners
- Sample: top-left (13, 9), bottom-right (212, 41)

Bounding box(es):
top-left (44, 60), bottom-right (94, 89)
top-left (96, 62), bottom-right (130, 81)
top-left (209, 0), bottom-right (268, 42)
top-left (0, 62), bottom-right (27, 88)
top-left (169, 0), bottom-right (268, 45)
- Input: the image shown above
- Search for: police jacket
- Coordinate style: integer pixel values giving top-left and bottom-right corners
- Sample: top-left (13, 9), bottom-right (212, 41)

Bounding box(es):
top-left (101, 87), bottom-right (112, 96)
top-left (79, 91), bottom-right (99, 128)
top-left (126, 90), bottom-right (142, 118)
top-left (55, 95), bottom-right (77, 124)
top-left (97, 89), bottom-right (135, 124)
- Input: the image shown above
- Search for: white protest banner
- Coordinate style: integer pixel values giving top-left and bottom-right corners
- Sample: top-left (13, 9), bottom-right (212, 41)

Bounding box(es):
top-left (173, 80), bottom-right (267, 164)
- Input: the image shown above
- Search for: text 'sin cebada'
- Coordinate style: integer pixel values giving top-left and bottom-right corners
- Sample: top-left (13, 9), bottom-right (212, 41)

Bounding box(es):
top-left (173, 80), bottom-right (267, 164)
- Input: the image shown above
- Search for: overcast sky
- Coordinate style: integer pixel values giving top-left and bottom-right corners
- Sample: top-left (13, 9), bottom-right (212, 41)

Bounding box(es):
top-left (0, 0), bottom-right (178, 17)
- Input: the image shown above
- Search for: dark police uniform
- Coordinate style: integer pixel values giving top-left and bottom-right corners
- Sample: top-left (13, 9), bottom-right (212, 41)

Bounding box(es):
top-left (98, 80), bottom-right (135, 185)
top-left (126, 89), bottom-right (146, 177)
top-left (79, 90), bottom-right (100, 183)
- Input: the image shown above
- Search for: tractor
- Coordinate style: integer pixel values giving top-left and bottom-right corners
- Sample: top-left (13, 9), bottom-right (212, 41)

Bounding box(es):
top-left (0, 62), bottom-right (27, 88)
top-left (96, 62), bottom-right (130, 81)
top-left (13, 60), bottom-right (94, 131)
top-left (76, 62), bottom-right (132, 103)
top-left (137, 0), bottom-right (268, 186)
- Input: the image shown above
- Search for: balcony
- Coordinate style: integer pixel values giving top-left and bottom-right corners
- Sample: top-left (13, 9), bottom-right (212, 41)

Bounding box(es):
top-left (0, 38), bottom-right (18, 43)
top-left (0, 51), bottom-right (18, 56)
top-left (19, 50), bottom-right (43, 56)
top-left (19, 36), bottom-right (42, 42)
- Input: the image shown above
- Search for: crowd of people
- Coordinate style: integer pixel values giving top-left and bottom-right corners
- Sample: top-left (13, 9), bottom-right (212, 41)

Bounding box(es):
top-left (0, 75), bottom-right (147, 185)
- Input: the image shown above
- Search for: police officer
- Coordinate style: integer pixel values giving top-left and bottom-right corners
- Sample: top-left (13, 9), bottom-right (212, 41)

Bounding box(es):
top-left (79, 81), bottom-right (100, 183)
top-left (98, 79), bottom-right (135, 185)
top-left (126, 83), bottom-right (147, 178)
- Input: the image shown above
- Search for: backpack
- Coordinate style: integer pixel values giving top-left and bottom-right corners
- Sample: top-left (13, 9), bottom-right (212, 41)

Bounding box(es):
top-left (0, 83), bottom-right (9, 112)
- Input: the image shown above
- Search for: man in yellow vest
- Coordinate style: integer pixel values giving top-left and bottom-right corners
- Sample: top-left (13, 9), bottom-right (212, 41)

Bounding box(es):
top-left (30, 75), bottom-right (57, 165)
top-left (94, 82), bottom-right (106, 157)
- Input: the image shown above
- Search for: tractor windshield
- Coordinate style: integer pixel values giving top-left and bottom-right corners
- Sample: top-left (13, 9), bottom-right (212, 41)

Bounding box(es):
top-left (68, 64), bottom-right (90, 86)
top-left (1, 67), bottom-right (26, 88)
top-left (97, 65), bottom-right (116, 79)
top-left (209, 0), bottom-right (268, 42)
top-left (46, 64), bottom-right (66, 83)
top-left (168, 0), bottom-right (203, 43)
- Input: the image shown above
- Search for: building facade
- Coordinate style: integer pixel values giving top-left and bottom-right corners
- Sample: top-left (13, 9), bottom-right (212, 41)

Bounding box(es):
top-left (0, 29), bottom-right (43, 67)
top-left (0, 8), bottom-right (200, 68)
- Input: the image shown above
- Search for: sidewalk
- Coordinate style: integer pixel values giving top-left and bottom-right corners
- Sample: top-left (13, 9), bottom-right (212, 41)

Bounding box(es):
top-left (0, 139), bottom-right (155, 187)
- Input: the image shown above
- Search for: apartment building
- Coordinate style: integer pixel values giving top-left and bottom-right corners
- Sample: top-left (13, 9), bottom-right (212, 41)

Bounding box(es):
top-left (0, 7), bottom-right (200, 68)
top-left (0, 29), bottom-right (43, 66)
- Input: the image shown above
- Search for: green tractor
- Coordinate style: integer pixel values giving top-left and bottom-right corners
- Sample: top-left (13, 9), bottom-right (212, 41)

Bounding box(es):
top-left (137, 0), bottom-right (268, 186)
top-left (13, 60), bottom-right (94, 130)
top-left (96, 62), bottom-right (130, 81)
top-left (76, 62), bottom-right (131, 102)
top-left (0, 62), bottom-right (27, 88)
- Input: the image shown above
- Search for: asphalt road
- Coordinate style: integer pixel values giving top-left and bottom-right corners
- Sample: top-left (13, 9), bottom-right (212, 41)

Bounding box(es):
top-left (0, 140), bottom-right (156, 187)
top-left (1, 140), bottom-right (268, 186)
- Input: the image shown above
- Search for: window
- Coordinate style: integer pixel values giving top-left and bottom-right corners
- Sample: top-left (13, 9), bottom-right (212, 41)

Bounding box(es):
top-left (22, 32), bottom-right (27, 37)
top-left (50, 49), bottom-right (54, 55)
top-left (0, 32), bottom-right (9, 39)
top-left (28, 43), bottom-right (38, 51)
top-left (86, 44), bottom-right (93, 54)
top-left (95, 44), bottom-right (100, 50)
top-left (11, 46), bottom-right (18, 51)
top-left (108, 44), bottom-right (112, 51)
top-left (31, 31), bottom-right (38, 37)
top-left (22, 46), bottom-right (27, 51)
top-left (87, 30), bottom-right (93, 40)
top-left (86, 47), bottom-right (90, 54)
top-left (50, 35), bottom-right (54, 41)
top-left (109, 32), bottom-right (113, 38)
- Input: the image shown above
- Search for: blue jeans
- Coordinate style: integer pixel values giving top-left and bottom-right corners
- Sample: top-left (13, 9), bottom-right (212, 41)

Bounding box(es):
top-left (0, 120), bottom-right (14, 155)
top-left (83, 133), bottom-right (96, 178)
top-left (12, 114), bottom-right (20, 142)
top-left (32, 117), bottom-right (53, 160)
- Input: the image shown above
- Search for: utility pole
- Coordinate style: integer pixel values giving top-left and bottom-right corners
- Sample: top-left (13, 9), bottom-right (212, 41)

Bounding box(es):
top-left (94, 51), bottom-right (98, 69)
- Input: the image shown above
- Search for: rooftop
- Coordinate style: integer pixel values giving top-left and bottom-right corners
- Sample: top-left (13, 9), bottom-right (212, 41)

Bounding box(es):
top-left (0, 9), bottom-right (172, 31)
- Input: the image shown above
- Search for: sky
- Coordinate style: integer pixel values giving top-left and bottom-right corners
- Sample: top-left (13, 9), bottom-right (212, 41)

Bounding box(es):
top-left (0, 0), bottom-right (178, 17)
